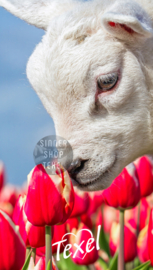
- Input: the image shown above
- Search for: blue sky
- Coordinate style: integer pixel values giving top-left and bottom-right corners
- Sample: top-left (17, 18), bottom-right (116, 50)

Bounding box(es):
top-left (0, 8), bottom-right (55, 185)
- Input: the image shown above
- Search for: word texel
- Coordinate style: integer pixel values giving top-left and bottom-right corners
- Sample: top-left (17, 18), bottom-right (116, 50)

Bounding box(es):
top-left (53, 225), bottom-right (101, 261)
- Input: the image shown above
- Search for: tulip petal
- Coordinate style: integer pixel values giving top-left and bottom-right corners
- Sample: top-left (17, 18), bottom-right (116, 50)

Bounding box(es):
top-left (0, 210), bottom-right (25, 270)
top-left (24, 164), bottom-right (74, 226)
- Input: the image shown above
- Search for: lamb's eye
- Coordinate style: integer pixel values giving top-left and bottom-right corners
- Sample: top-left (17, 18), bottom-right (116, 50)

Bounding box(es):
top-left (97, 73), bottom-right (118, 92)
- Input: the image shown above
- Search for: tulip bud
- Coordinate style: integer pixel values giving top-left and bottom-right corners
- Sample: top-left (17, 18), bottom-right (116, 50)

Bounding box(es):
top-left (148, 208), bottom-right (153, 265)
top-left (123, 208), bottom-right (134, 224)
top-left (52, 223), bottom-right (69, 254)
top-left (24, 164), bottom-right (74, 226)
top-left (0, 184), bottom-right (18, 207)
top-left (29, 257), bottom-right (44, 270)
top-left (103, 205), bottom-right (118, 233)
top-left (0, 202), bottom-right (14, 218)
top-left (123, 199), bottom-right (150, 232)
top-left (109, 222), bottom-right (119, 257)
top-left (134, 198), bottom-right (150, 231)
top-left (109, 221), bottom-right (137, 262)
top-left (81, 214), bottom-right (93, 230)
top-left (0, 210), bottom-right (25, 270)
top-left (13, 195), bottom-right (47, 248)
top-left (87, 191), bottom-right (103, 215)
top-left (66, 218), bottom-right (79, 232)
top-left (28, 256), bottom-right (59, 270)
top-left (36, 246), bottom-right (45, 258)
top-left (0, 161), bottom-right (5, 191)
top-left (70, 188), bottom-right (89, 218)
top-left (103, 163), bottom-right (140, 210)
top-left (134, 156), bottom-right (153, 198)
top-left (70, 223), bottom-right (99, 265)
top-left (95, 209), bottom-right (103, 228)
top-left (137, 225), bottom-right (149, 263)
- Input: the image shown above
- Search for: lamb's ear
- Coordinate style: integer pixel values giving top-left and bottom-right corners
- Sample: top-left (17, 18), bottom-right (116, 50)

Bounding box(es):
top-left (0, 0), bottom-right (75, 30)
top-left (101, 0), bottom-right (153, 41)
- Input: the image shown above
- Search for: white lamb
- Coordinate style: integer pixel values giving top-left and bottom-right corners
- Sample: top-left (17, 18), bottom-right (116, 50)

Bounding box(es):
top-left (1, 0), bottom-right (153, 191)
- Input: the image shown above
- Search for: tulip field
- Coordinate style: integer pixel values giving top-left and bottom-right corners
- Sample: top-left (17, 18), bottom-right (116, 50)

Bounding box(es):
top-left (0, 156), bottom-right (153, 270)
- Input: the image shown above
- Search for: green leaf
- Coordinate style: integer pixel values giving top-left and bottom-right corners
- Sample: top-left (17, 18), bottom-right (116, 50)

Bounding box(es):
top-left (99, 225), bottom-right (110, 257)
top-left (47, 260), bottom-right (51, 270)
top-left (56, 256), bottom-right (68, 270)
top-left (109, 251), bottom-right (118, 270)
top-left (98, 258), bottom-right (108, 270)
top-left (22, 250), bottom-right (32, 270)
top-left (132, 261), bottom-right (150, 270)
top-left (56, 254), bottom-right (88, 270)
top-left (134, 258), bottom-right (141, 268)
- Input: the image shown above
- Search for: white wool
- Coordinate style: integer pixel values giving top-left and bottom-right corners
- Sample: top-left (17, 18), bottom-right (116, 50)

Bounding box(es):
top-left (1, 0), bottom-right (153, 190)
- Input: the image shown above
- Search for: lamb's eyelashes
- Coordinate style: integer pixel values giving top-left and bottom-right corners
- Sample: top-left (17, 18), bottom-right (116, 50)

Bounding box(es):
top-left (97, 72), bottom-right (118, 93)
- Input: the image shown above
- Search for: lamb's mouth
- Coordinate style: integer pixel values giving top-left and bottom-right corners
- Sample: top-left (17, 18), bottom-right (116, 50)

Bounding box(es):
top-left (70, 156), bottom-right (117, 188)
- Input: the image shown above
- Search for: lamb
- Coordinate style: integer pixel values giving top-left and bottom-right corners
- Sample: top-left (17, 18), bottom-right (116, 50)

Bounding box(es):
top-left (1, 0), bottom-right (153, 191)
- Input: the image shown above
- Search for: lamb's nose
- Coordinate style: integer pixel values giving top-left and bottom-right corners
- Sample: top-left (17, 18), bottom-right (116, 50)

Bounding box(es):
top-left (68, 159), bottom-right (89, 175)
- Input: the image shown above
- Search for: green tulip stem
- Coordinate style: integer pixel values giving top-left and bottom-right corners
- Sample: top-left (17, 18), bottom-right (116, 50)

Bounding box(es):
top-left (118, 210), bottom-right (125, 270)
top-left (46, 226), bottom-right (52, 270)
top-left (32, 248), bottom-right (36, 264)
top-left (26, 247), bottom-right (31, 259)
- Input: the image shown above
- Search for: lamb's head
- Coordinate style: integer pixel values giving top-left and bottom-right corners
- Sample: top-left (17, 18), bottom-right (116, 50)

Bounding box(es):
top-left (1, 0), bottom-right (153, 190)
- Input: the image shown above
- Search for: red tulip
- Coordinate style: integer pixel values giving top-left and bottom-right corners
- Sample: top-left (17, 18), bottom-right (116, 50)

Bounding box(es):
top-left (134, 156), bottom-right (153, 198)
top-left (28, 257), bottom-right (45, 270)
top-left (81, 214), bottom-right (93, 230)
top-left (70, 223), bottom-right (99, 265)
top-left (13, 195), bottom-right (47, 248)
top-left (96, 209), bottom-right (103, 228)
top-left (28, 256), bottom-right (59, 270)
top-left (123, 198), bottom-right (150, 232)
top-left (0, 184), bottom-right (18, 207)
top-left (146, 193), bottom-right (153, 208)
top-left (52, 223), bottom-right (69, 254)
top-left (109, 221), bottom-right (137, 262)
top-left (66, 218), bottom-right (79, 231)
top-left (134, 198), bottom-right (150, 231)
top-left (36, 246), bottom-right (45, 258)
top-left (0, 210), bottom-right (25, 270)
top-left (36, 223), bottom-right (69, 256)
top-left (123, 208), bottom-right (133, 223)
top-left (103, 205), bottom-right (118, 233)
top-left (109, 222), bottom-right (119, 256)
top-left (24, 164), bottom-right (74, 226)
top-left (87, 191), bottom-right (103, 215)
top-left (70, 188), bottom-right (89, 218)
top-left (0, 202), bottom-right (14, 218)
top-left (102, 163), bottom-right (140, 210)
top-left (148, 208), bottom-right (153, 265)
top-left (0, 161), bottom-right (5, 191)
top-left (137, 225), bottom-right (149, 263)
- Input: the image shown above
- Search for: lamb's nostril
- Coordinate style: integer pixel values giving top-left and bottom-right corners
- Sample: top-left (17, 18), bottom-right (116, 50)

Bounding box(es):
top-left (68, 159), bottom-right (89, 175)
